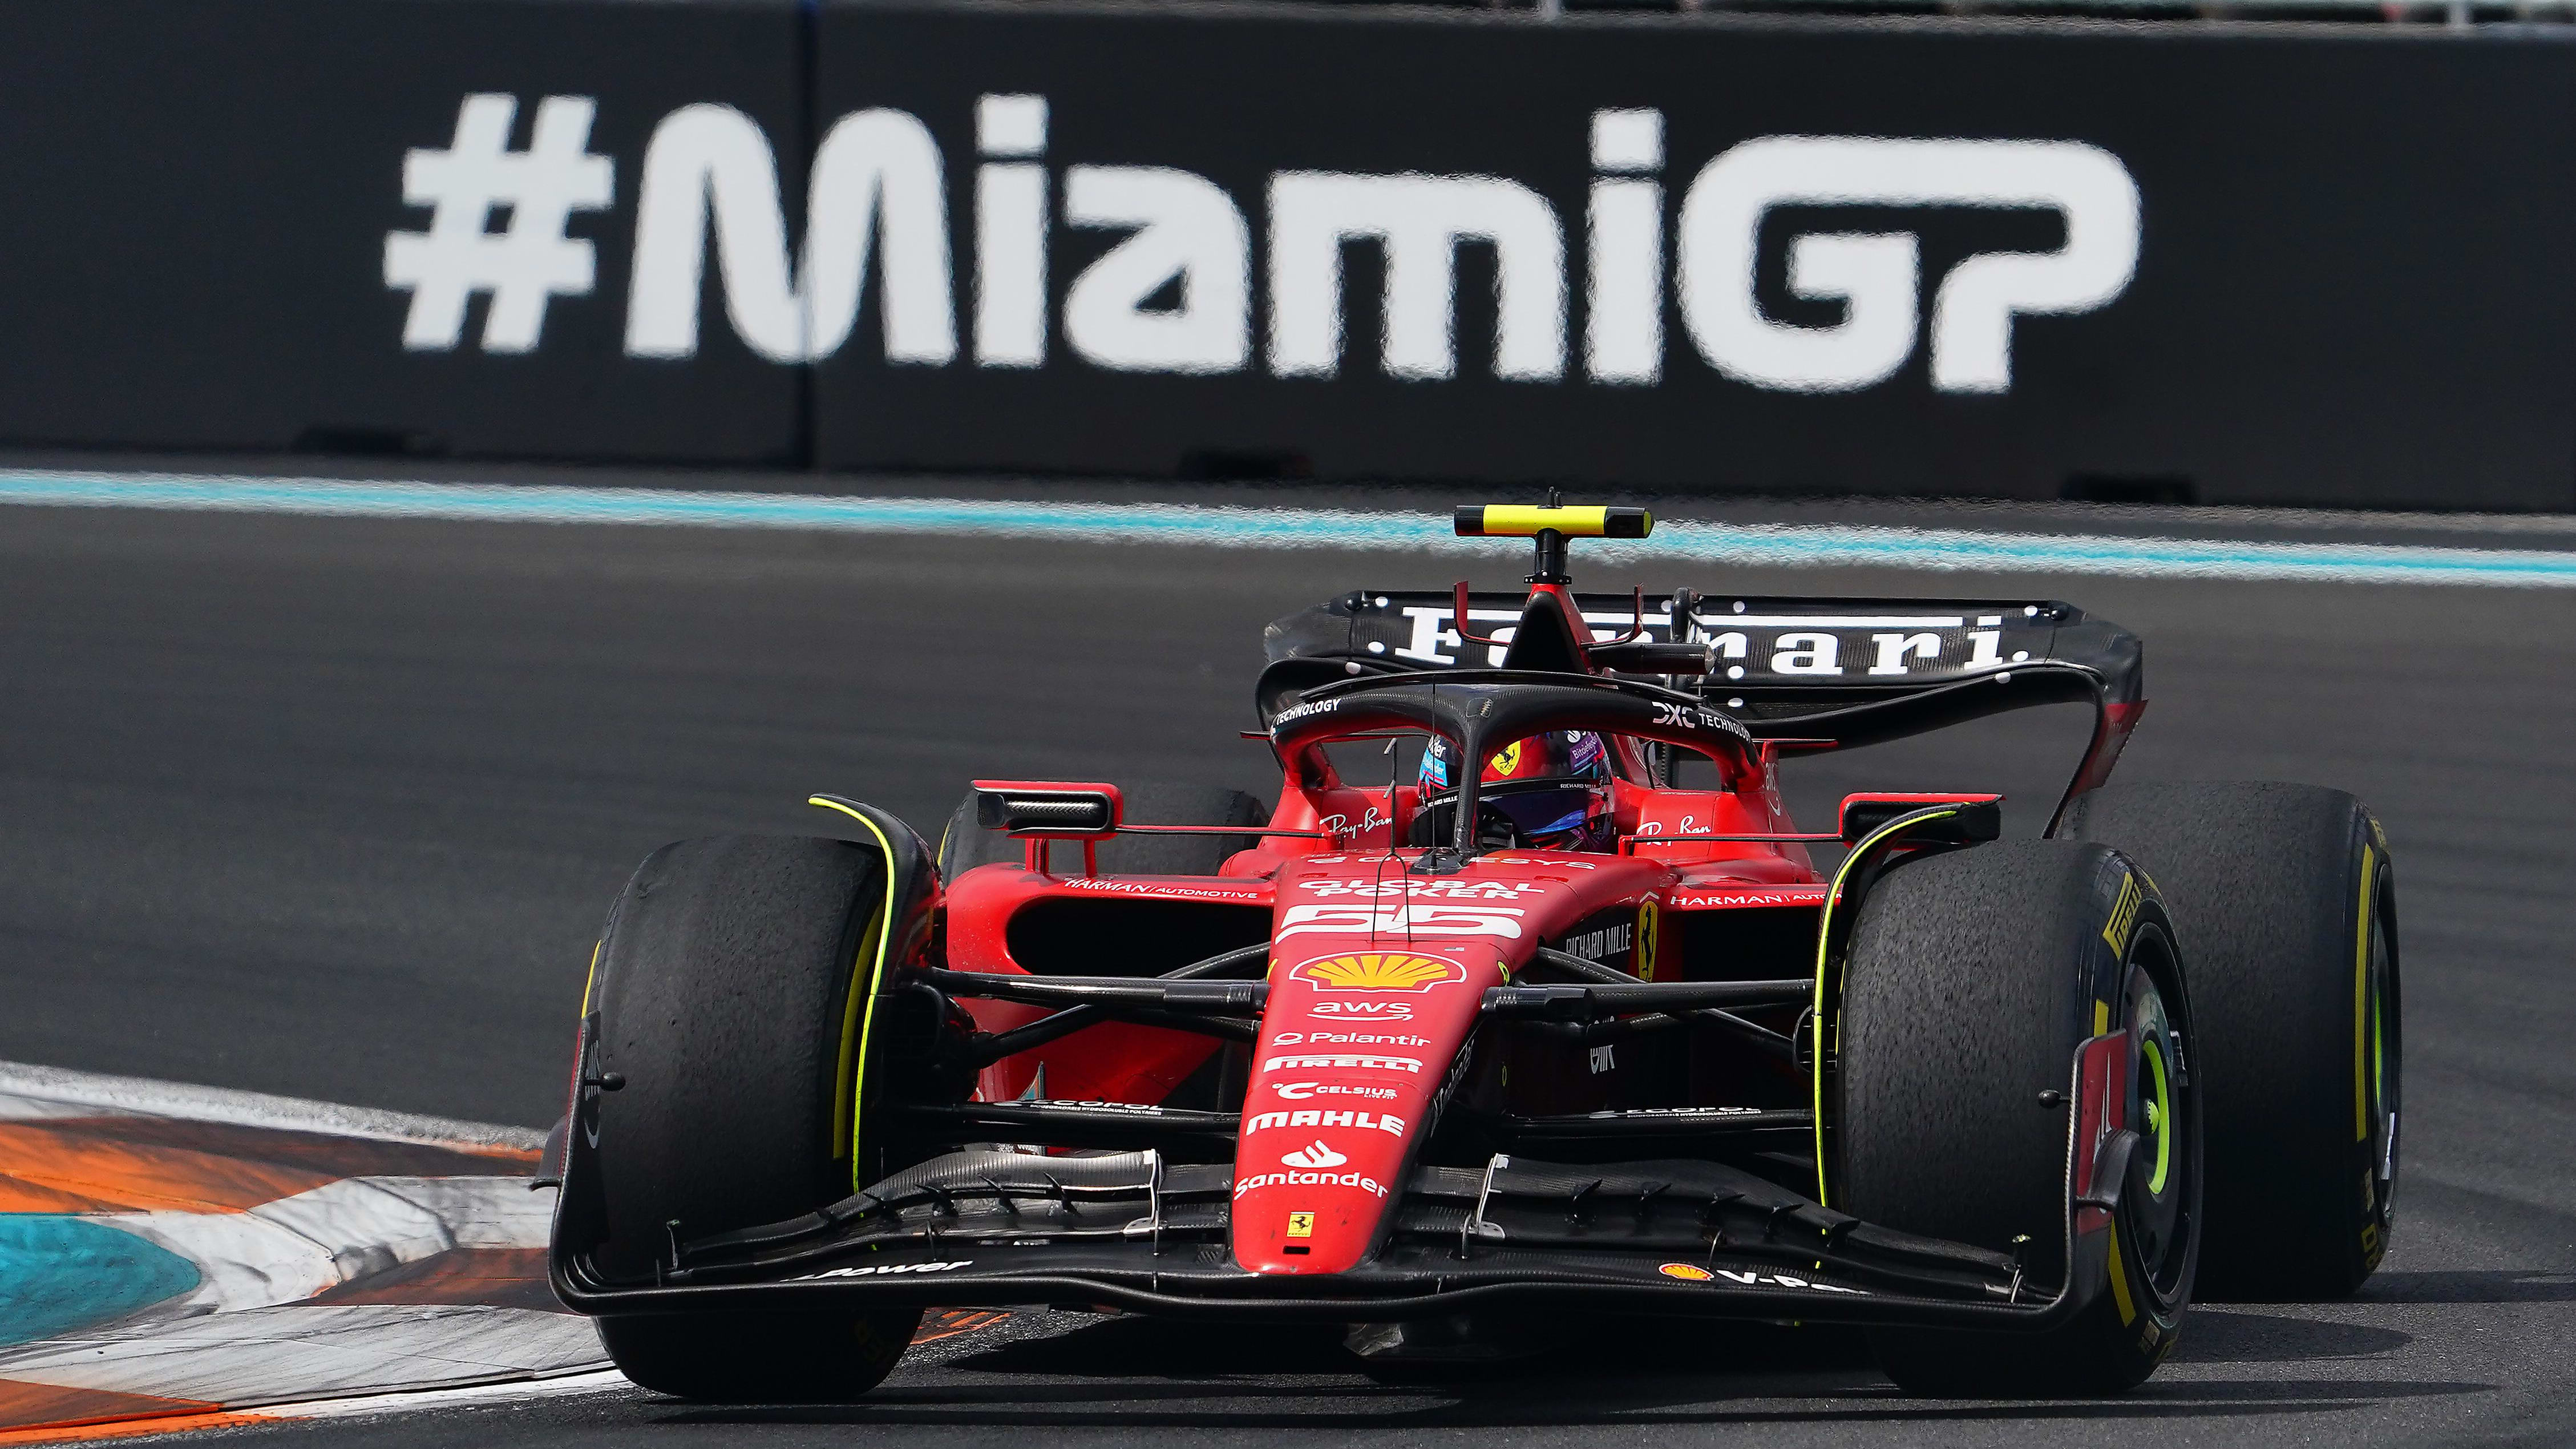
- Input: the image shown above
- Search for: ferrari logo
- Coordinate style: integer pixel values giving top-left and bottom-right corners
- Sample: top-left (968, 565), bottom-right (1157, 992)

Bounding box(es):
top-left (1635, 897), bottom-right (1661, 981)
top-left (1299, 952), bottom-right (1466, 992)
top-left (1489, 741), bottom-right (1523, 776)
top-left (1287, 1212), bottom-right (1316, 1238)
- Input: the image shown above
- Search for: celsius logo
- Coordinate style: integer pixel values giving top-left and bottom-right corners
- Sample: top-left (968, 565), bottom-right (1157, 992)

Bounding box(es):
top-left (1272, 1081), bottom-right (1400, 1101)
top-left (1280, 1140), bottom-right (1349, 1168)
top-left (386, 94), bottom-right (2137, 396)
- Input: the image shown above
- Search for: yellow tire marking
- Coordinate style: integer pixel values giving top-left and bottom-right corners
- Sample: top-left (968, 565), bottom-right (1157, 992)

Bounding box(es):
top-left (810, 796), bottom-right (907, 1190)
top-left (2106, 1221), bottom-right (2138, 1326)
top-left (1810, 807), bottom-right (1961, 1208)
top-left (2354, 842), bottom-right (2377, 1142)
top-left (830, 897), bottom-right (887, 1158)
top-left (2101, 872), bottom-right (2142, 953)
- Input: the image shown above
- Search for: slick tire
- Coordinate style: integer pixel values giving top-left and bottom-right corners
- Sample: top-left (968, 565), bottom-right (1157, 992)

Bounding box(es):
top-left (2058, 781), bottom-right (2399, 1301)
top-left (581, 834), bottom-right (922, 1402)
top-left (938, 782), bottom-right (1269, 878)
top-left (1839, 841), bottom-right (2202, 1397)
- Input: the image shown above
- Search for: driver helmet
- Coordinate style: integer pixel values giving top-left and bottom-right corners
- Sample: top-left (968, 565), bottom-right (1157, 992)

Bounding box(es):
top-left (1420, 730), bottom-right (1614, 851)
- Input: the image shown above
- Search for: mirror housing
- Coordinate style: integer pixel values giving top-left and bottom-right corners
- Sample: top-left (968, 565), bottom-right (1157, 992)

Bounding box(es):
top-left (973, 781), bottom-right (1124, 839)
top-left (1838, 792), bottom-right (2004, 845)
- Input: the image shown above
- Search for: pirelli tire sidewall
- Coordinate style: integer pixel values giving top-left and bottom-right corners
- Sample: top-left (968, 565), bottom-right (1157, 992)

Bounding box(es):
top-left (2104, 892), bottom-right (2198, 1375)
top-left (2059, 782), bottom-right (2400, 1301)
top-left (549, 824), bottom-right (944, 1401)
top-left (1839, 841), bottom-right (2199, 1395)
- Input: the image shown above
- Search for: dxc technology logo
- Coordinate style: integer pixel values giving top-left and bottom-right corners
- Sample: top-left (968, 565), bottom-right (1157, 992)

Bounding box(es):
top-left (384, 93), bottom-right (2141, 396)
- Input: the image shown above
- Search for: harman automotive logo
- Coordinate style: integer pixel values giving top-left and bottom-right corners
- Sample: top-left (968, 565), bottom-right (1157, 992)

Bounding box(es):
top-left (386, 93), bottom-right (2139, 395)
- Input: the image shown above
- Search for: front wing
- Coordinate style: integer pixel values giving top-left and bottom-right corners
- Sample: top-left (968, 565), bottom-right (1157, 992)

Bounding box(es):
top-left (551, 1149), bottom-right (2117, 1332)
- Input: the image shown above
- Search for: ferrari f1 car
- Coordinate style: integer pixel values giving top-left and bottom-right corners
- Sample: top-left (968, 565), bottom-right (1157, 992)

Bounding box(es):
top-left (548, 504), bottom-right (2400, 1399)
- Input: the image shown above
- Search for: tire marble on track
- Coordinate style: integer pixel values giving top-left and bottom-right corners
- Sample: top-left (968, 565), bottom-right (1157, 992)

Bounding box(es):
top-left (0, 504), bottom-right (2566, 1447)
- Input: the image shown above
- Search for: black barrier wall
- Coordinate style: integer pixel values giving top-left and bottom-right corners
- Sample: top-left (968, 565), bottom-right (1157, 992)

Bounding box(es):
top-left (2, 0), bottom-right (2573, 504)
top-left (0, 0), bottom-right (803, 463)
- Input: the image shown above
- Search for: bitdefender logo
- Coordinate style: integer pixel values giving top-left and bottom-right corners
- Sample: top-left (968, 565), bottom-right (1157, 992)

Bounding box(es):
top-left (386, 94), bottom-right (2139, 397)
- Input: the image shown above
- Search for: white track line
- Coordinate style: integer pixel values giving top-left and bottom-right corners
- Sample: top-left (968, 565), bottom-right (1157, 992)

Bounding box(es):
top-left (248, 1367), bottom-right (633, 1424)
top-left (0, 1061), bottom-right (543, 1155)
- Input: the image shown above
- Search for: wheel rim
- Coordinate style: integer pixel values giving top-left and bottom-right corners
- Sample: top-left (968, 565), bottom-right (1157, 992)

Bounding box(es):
top-left (2140, 1033), bottom-right (2173, 1197)
top-left (2124, 959), bottom-right (2195, 1303)
top-left (2364, 899), bottom-right (2400, 1238)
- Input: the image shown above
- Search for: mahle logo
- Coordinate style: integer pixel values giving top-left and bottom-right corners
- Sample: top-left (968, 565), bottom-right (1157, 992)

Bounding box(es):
top-left (1297, 952), bottom-right (1463, 992)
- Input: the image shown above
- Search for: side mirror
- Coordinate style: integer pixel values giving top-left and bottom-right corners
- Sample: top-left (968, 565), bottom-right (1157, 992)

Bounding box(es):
top-left (973, 781), bottom-right (1124, 839)
top-left (1838, 792), bottom-right (2004, 845)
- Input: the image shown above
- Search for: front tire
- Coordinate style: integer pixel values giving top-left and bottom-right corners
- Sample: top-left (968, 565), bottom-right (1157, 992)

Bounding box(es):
top-left (2059, 781), bottom-right (2399, 1301)
top-left (1837, 841), bottom-right (2202, 1396)
top-left (575, 832), bottom-right (935, 1402)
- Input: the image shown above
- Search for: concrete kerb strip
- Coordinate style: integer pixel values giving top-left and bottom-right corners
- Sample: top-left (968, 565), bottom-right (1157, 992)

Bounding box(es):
top-left (5, 468), bottom-right (2576, 588)
top-left (0, 1061), bottom-right (543, 1156)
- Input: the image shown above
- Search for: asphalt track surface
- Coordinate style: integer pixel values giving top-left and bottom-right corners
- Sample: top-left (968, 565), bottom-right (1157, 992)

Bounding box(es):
top-left (2, 481), bottom-right (2571, 1446)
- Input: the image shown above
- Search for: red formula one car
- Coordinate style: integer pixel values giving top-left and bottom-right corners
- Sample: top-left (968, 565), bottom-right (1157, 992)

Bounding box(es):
top-left (548, 505), bottom-right (2401, 1400)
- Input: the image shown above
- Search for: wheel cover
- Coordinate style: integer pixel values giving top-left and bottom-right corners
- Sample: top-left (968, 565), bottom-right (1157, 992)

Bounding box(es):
top-left (2140, 1034), bottom-right (2173, 1197)
top-left (2124, 960), bottom-right (2195, 1304)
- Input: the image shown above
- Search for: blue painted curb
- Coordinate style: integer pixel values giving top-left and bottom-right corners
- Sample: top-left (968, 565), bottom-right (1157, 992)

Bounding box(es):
top-left (0, 1216), bottom-right (200, 1348)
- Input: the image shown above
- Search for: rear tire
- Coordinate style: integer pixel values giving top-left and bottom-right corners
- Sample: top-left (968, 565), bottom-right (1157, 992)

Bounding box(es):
top-left (579, 833), bottom-right (930, 1402)
top-left (2059, 781), bottom-right (2399, 1301)
top-left (938, 781), bottom-right (1268, 878)
top-left (1838, 841), bottom-right (2201, 1396)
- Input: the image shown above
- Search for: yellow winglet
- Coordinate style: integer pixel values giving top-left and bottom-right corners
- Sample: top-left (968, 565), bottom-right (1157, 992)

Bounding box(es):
top-left (1454, 504), bottom-right (1651, 539)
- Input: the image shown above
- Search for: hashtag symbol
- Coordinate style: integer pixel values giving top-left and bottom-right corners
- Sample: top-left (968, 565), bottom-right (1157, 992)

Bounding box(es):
top-left (383, 94), bottom-right (615, 354)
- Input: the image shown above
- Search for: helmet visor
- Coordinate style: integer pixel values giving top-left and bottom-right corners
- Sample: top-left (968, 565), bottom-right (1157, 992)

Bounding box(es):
top-left (1483, 785), bottom-right (1600, 841)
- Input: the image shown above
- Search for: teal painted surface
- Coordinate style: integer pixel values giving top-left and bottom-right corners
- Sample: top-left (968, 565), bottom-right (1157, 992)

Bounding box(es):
top-left (0, 469), bottom-right (2571, 586)
top-left (0, 1216), bottom-right (199, 1347)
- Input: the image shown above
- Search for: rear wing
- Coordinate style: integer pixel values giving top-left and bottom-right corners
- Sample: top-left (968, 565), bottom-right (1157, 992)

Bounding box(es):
top-left (1263, 591), bottom-right (2145, 825)
top-left (1268, 592), bottom-right (2138, 701)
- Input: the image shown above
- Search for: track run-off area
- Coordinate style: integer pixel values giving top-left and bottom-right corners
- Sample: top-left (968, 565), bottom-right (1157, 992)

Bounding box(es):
top-left (0, 465), bottom-right (2570, 1447)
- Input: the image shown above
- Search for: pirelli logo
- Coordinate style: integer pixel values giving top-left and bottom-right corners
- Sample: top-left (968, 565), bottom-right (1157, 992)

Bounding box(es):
top-left (2102, 873), bottom-right (2143, 955)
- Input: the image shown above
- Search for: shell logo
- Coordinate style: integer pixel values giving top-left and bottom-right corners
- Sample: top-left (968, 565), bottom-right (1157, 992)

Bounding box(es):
top-left (1659, 1262), bottom-right (1716, 1282)
top-left (1297, 952), bottom-right (1465, 992)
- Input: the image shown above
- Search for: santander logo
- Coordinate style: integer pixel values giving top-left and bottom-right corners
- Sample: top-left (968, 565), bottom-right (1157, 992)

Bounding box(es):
top-left (1280, 1140), bottom-right (1349, 1169)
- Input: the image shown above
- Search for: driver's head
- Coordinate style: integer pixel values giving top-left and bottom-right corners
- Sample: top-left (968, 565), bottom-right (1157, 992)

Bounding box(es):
top-left (1420, 730), bottom-right (1613, 851)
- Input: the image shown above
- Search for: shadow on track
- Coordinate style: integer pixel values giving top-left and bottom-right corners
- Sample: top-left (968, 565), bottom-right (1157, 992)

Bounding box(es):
top-left (2352, 1270), bottom-right (2576, 1303)
top-left (2170, 1312), bottom-right (2413, 1362)
top-left (649, 1311), bottom-right (2488, 1432)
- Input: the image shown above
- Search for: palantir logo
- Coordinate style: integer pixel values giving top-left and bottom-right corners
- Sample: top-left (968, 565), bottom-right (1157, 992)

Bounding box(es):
top-left (383, 94), bottom-right (2141, 395)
